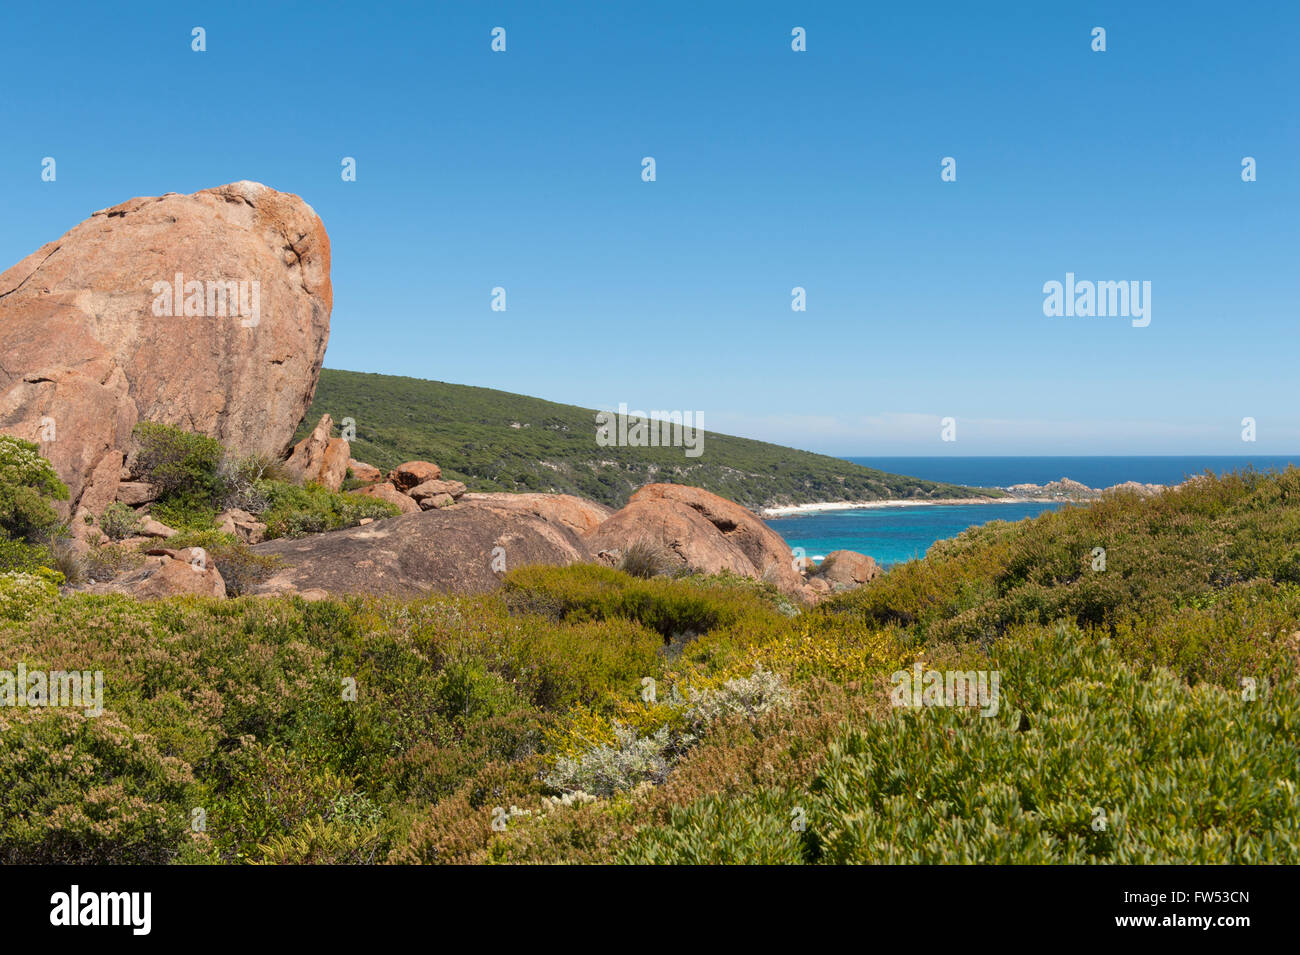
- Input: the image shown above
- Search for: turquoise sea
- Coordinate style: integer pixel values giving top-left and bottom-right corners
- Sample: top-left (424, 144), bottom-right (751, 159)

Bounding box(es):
top-left (767, 455), bottom-right (1298, 567)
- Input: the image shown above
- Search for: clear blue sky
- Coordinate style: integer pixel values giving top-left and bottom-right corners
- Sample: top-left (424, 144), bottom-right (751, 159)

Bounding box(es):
top-left (3, 1), bottom-right (1296, 454)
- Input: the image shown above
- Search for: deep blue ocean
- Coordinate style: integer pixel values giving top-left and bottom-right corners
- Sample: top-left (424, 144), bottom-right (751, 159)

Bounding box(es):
top-left (767, 455), bottom-right (1298, 567)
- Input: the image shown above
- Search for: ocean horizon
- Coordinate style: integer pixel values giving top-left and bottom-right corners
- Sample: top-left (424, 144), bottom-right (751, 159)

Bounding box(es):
top-left (841, 455), bottom-right (1299, 490)
top-left (768, 455), bottom-right (1299, 567)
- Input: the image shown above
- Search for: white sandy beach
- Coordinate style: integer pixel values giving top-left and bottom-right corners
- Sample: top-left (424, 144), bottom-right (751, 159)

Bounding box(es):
top-left (761, 496), bottom-right (1036, 518)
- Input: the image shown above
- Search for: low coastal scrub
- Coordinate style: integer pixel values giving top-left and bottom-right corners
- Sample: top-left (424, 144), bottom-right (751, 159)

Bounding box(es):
top-left (0, 468), bottom-right (1297, 864)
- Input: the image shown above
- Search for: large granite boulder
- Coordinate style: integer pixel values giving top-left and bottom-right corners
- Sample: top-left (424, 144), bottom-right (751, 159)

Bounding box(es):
top-left (0, 181), bottom-right (331, 514)
top-left (460, 492), bottom-right (612, 536)
top-left (249, 500), bottom-right (594, 597)
top-left (585, 483), bottom-right (804, 596)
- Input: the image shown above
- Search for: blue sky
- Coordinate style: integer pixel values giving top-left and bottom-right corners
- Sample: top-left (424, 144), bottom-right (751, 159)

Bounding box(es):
top-left (3, 1), bottom-right (1296, 454)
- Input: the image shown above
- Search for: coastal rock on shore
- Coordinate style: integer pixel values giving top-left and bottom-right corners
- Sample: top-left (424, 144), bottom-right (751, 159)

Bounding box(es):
top-left (587, 483), bottom-right (806, 597)
top-left (1006, 477), bottom-right (1165, 500)
top-left (0, 181), bottom-right (332, 514)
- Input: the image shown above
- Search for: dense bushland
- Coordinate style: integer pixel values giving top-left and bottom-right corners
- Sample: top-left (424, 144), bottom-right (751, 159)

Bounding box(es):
top-left (1, 469), bottom-right (1297, 864)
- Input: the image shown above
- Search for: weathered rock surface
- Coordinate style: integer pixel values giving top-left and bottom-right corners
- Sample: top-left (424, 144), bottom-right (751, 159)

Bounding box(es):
top-left (284, 414), bottom-right (350, 491)
top-left (0, 181), bottom-right (332, 513)
top-left (816, 550), bottom-right (881, 589)
top-left (137, 517), bottom-right (177, 539)
top-left (250, 501), bottom-right (593, 597)
top-left (461, 493), bottom-right (612, 537)
top-left (585, 484), bottom-right (805, 596)
top-left (348, 482), bottom-right (421, 514)
top-left (115, 481), bottom-right (159, 506)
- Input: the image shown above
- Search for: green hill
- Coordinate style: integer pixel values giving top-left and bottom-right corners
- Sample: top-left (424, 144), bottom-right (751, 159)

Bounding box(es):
top-left (299, 369), bottom-right (1000, 509)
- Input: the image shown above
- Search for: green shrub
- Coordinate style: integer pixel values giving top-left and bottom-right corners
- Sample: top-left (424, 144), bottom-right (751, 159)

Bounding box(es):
top-left (256, 480), bottom-right (399, 539)
top-left (626, 623), bottom-right (1300, 863)
top-left (132, 422), bottom-right (225, 502)
top-left (98, 502), bottom-right (141, 542)
top-left (0, 536), bottom-right (50, 575)
top-left (544, 723), bottom-right (673, 797)
top-left (83, 543), bottom-right (146, 581)
top-left (0, 568), bottom-right (61, 621)
top-left (502, 564), bottom-right (771, 641)
top-left (0, 435), bottom-right (68, 541)
top-left (0, 710), bottom-right (192, 864)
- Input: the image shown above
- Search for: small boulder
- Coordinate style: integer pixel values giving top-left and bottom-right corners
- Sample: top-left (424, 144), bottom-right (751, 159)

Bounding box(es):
top-left (409, 479), bottom-right (467, 502)
top-left (586, 484), bottom-right (806, 598)
top-left (216, 508), bottom-right (267, 544)
top-left (116, 481), bottom-right (159, 506)
top-left (137, 517), bottom-right (178, 539)
top-left (348, 459), bottom-right (384, 485)
top-left (389, 461), bottom-right (441, 491)
top-left (817, 550), bottom-right (881, 589)
top-left (130, 554), bottom-right (226, 599)
top-left (349, 482), bottom-right (420, 514)
top-left (418, 492), bottom-right (456, 510)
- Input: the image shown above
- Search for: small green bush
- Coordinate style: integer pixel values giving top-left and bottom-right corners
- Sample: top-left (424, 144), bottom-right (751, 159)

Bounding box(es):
top-left (256, 480), bottom-right (399, 539)
top-left (0, 568), bottom-right (62, 621)
top-left (0, 710), bottom-right (192, 864)
top-left (132, 422), bottom-right (225, 502)
top-left (98, 502), bottom-right (141, 542)
top-left (0, 435), bottom-right (68, 542)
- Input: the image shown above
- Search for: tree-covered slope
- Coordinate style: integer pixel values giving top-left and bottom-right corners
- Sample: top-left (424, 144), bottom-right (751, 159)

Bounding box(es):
top-left (299, 369), bottom-right (999, 509)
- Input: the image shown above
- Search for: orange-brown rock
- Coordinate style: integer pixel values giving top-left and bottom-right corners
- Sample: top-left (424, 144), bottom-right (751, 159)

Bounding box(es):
top-left (72, 450), bottom-right (126, 540)
top-left (389, 461), bottom-right (441, 490)
top-left (249, 500), bottom-right (594, 597)
top-left (348, 482), bottom-right (420, 514)
top-left (115, 481), bottom-right (159, 506)
top-left (817, 550), bottom-right (881, 589)
top-left (805, 576), bottom-right (832, 596)
top-left (348, 459), bottom-right (383, 485)
top-left (0, 181), bottom-right (331, 513)
top-left (586, 484), bottom-right (805, 596)
top-left (127, 552), bottom-right (227, 599)
top-left (409, 479), bottom-right (467, 502)
top-left (284, 414), bottom-right (350, 491)
top-left (459, 493), bottom-right (613, 537)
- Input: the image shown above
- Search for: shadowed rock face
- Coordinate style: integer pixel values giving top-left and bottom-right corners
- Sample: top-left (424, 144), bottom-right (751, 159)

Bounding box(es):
top-left (0, 181), bottom-right (331, 513)
top-left (585, 483), bottom-right (805, 596)
top-left (250, 500), bottom-right (594, 597)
